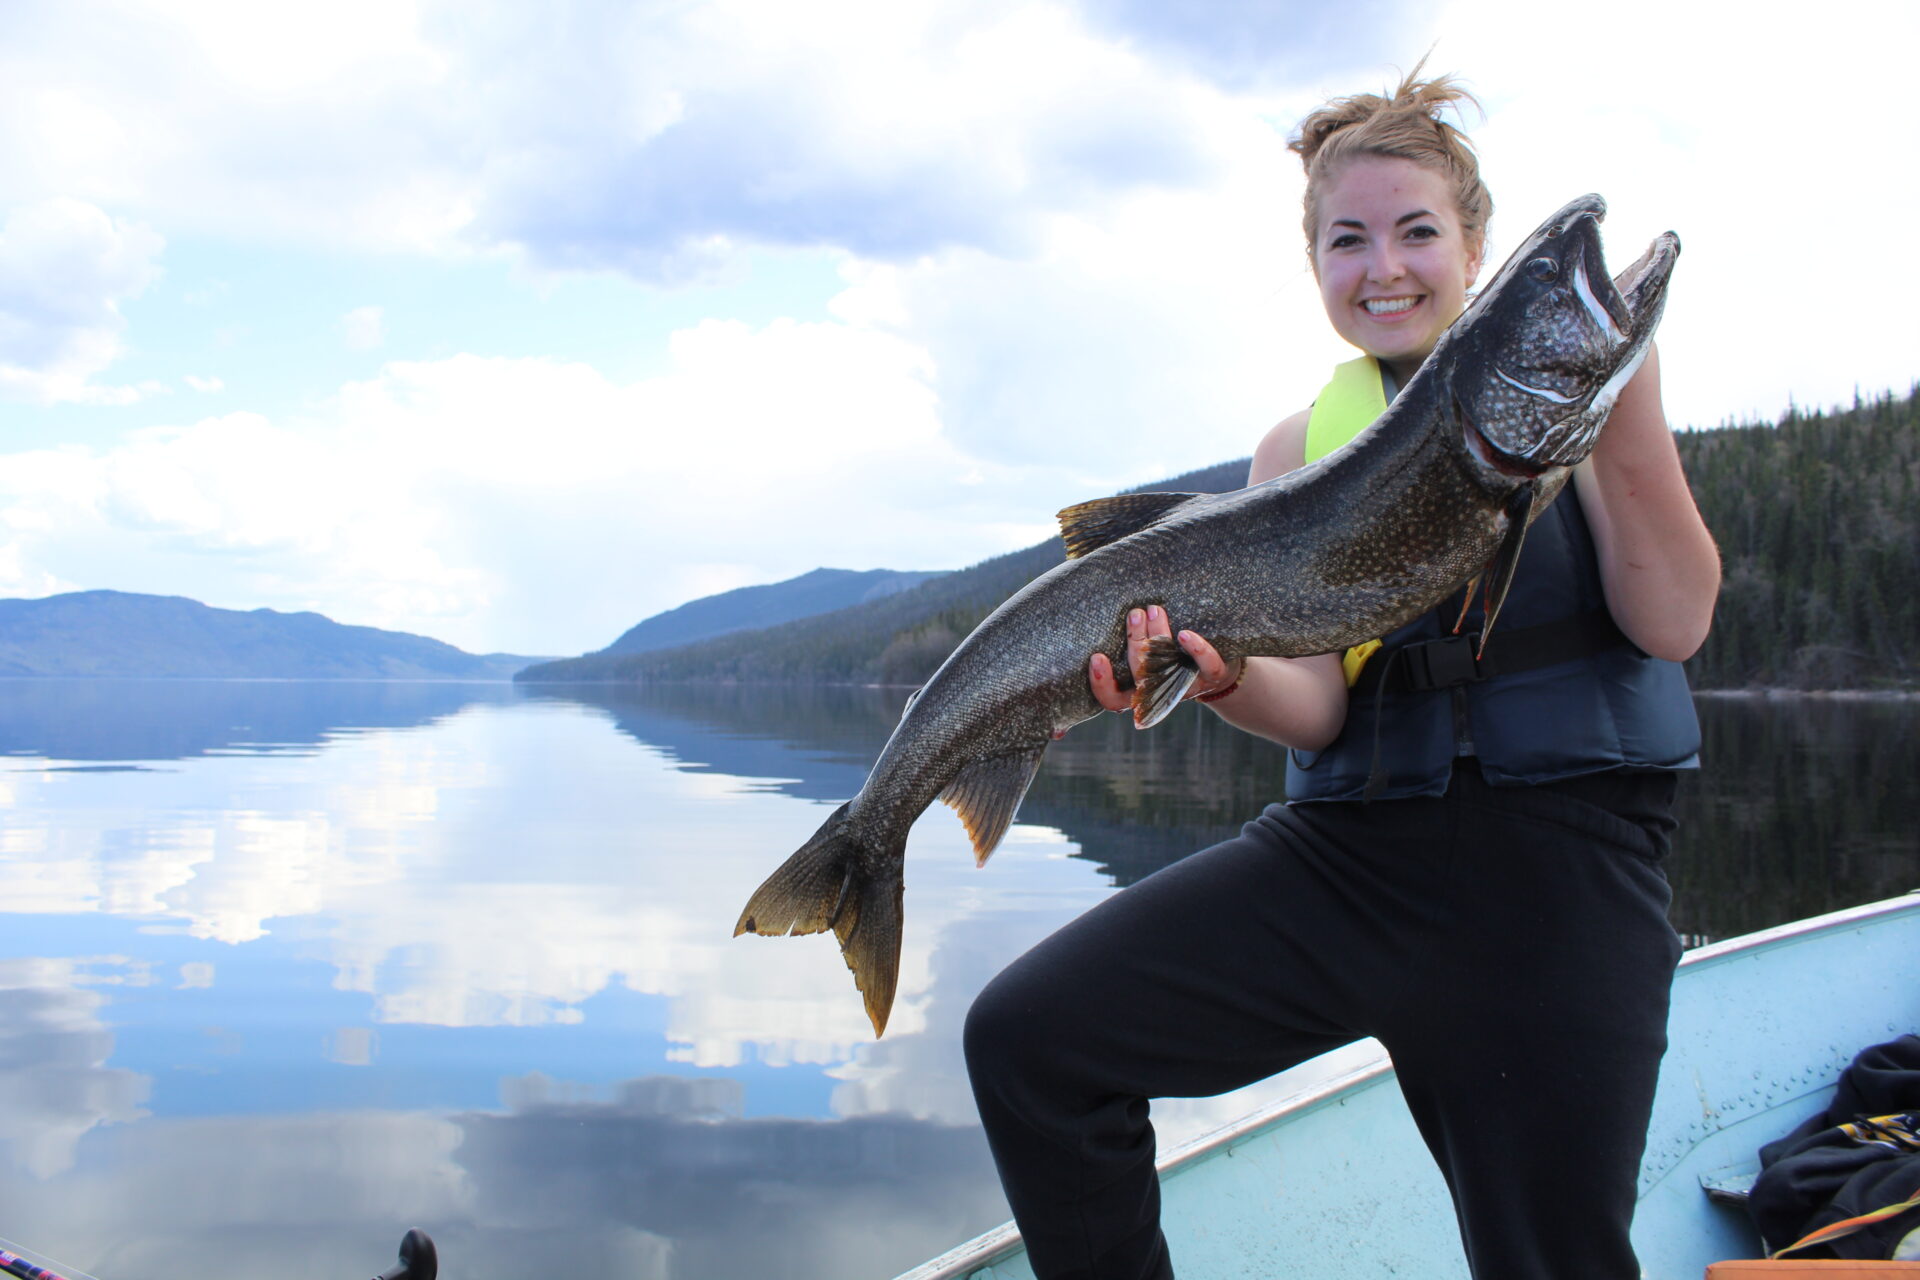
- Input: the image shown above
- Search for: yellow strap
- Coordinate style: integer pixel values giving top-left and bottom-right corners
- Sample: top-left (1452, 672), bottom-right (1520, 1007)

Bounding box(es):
top-left (1342, 639), bottom-right (1383, 688)
top-left (1771, 1189), bottom-right (1920, 1258)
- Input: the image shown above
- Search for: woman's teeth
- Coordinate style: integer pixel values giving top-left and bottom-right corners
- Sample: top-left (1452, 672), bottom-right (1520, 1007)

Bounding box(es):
top-left (1364, 297), bottom-right (1418, 315)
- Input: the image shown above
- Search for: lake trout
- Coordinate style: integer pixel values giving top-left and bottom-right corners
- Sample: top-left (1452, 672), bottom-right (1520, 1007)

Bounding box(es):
top-left (736, 194), bottom-right (1679, 1036)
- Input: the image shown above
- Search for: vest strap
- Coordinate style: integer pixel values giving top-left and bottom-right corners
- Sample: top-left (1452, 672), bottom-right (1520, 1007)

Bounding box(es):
top-left (1351, 608), bottom-right (1634, 697)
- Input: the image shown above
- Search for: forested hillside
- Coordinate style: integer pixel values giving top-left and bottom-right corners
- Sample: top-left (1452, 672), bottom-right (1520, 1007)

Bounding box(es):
top-left (1678, 386), bottom-right (1917, 690)
top-left (599, 567), bottom-right (947, 655)
top-left (516, 460), bottom-right (1248, 684)
top-left (518, 388), bottom-right (1920, 691)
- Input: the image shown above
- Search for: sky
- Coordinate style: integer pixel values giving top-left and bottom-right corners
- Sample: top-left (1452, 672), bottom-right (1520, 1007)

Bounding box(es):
top-left (2, 0), bottom-right (1916, 658)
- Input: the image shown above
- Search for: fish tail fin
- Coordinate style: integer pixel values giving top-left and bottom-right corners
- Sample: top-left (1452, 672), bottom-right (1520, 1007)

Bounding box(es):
top-left (734, 803), bottom-right (905, 1037)
top-left (1133, 634), bottom-right (1199, 728)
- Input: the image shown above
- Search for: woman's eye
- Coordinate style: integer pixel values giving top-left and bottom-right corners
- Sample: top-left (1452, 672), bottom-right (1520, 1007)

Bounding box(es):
top-left (1405, 225), bottom-right (1439, 241)
top-left (1328, 233), bottom-right (1360, 250)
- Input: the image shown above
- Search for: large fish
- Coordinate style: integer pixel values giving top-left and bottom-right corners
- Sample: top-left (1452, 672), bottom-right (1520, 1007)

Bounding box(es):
top-left (736, 194), bottom-right (1680, 1035)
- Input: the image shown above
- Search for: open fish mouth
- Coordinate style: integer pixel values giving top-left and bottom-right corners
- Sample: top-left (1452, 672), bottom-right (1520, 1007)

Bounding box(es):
top-left (1611, 230), bottom-right (1682, 329)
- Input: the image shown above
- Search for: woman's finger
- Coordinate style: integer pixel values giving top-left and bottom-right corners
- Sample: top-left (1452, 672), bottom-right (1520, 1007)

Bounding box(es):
top-left (1123, 607), bottom-right (1149, 676)
top-left (1088, 652), bottom-right (1130, 713)
top-left (1177, 630), bottom-right (1229, 682)
top-left (1178, 629), bottom-right (1244, 700)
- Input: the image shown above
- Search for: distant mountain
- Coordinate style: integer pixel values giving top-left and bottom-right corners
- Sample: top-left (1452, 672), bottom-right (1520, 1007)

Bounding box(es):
top-left (0, 591), bottom-right (539, 679)
top-left (516, 459), bottom-right (1251, 685)
top-left (601, 567), bottom-right (947, 656)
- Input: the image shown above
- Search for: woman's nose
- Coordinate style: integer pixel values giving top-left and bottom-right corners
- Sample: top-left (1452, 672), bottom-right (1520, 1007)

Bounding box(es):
top-left (1367, 247), bottom-right (1405, 283)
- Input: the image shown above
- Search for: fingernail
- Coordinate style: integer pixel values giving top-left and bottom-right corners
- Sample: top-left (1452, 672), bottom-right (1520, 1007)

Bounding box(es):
top-left (1149, 605), bottom-right (1164, 623)
top-left (1129, 609), bottom-right (1143, 627)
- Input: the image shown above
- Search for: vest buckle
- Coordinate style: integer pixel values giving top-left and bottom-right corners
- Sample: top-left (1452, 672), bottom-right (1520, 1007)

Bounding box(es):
top-left (1398, 633), bottom-right (1485, 692)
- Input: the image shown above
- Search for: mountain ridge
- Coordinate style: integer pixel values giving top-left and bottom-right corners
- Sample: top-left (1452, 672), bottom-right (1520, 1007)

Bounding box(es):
top-left (516, 458), bottom-right (1252, 685)
top-left (0, 590), bottom-right (539, 679)
top-left (602, 567), bottom-right (947, 656)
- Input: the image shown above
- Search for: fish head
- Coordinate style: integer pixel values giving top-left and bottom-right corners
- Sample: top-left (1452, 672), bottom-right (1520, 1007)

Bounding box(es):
top-left (1438, 193), bottom-right (1679, 474)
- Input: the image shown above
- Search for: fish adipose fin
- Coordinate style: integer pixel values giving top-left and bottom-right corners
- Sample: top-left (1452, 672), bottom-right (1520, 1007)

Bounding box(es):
top-left (1056, 492), bottom-right (1202, 559)
top-left (734, 802), bottom-right (905, 1037)
top-left (1133, 634), bottom-right (1200, 729)
top-left (1476, 483), bottom-right (1538, 656)
top-left (939, 744), bottom-right (1048, 867)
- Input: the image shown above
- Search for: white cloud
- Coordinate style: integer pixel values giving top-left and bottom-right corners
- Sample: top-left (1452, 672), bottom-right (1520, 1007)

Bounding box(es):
top-left (0, 198), bottom-right (163, 404)
top-left (341, 304), bottom-right (385, 350)
top-left (182, 374), bottom-right (223, 393)
top-left (0, 0), bottom-right (1913, 653)
top-left (0, 311), bottom-right (1058, 653)
top-left (0, 0), bottom-right (1233, 272)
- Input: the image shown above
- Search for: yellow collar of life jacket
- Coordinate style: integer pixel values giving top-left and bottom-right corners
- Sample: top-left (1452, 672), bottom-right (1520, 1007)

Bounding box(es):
top-left (1305, 355), bottom-right (1391, 685)
top-left (1304, 355), bottom-right (1389, 465)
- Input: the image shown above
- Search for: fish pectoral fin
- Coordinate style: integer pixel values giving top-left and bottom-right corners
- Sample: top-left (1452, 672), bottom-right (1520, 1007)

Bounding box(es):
top-left (734, 803), bottom-right (906, 1037)
top-left (1133, 634), bottom-right (1199, 729)
top-left (939, 744), bottom-right (1048, 868)
top-left (1477, 483), bottom-right (1538, 656)
top-left (1055, 491), bottom-right (1203, 559)
top-left (1451, 577), bottom-right (1479, 635)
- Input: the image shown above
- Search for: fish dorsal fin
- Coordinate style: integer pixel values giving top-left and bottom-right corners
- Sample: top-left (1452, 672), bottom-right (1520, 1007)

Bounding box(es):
top-left (1056, 492), bottom-right (1202, 559)
top-left (939, 744), bottom-right (1048, 866)
top-left (1132, 634), bottom-right (1199, 729)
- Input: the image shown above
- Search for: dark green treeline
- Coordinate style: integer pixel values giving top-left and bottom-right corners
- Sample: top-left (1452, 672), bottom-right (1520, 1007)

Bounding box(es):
top-left (520, 388), bottom-right (1919, 691)
top-left (1677, 385), bottom-right (1918, 689)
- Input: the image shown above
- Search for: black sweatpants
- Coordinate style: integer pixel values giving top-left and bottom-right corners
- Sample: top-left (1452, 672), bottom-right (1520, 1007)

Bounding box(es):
top-left (964, 768), bottom-right (1683, 1280)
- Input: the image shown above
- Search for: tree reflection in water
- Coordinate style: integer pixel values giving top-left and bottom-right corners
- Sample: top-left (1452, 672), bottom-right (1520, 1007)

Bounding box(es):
top-left (553, 683), bottom-right (1918, 945)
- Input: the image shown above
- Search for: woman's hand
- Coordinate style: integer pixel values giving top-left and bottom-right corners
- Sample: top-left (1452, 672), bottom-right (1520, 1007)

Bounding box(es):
top-left (1574, 345), bottom-right (1721, 661)
top-left (1088, 604), bottom-right (1244, 714)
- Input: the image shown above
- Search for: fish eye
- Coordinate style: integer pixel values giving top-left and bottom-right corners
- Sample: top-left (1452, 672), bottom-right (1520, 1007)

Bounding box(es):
top-left (1525, 257), bottom-right (1559, 283)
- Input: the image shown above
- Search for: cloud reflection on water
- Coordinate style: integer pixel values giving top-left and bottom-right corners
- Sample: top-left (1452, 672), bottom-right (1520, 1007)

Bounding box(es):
top-left (0, 956), bottom-right (149, 1179)
top-left (0, 681), bottom-right (1130, 1083)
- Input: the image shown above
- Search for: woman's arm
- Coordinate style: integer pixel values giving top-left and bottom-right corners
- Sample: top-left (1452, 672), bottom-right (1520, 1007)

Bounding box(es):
top-left (1572, 345), bottom-right (1722, 661)
top-left (1087, 408), bottom-right (1351, 753)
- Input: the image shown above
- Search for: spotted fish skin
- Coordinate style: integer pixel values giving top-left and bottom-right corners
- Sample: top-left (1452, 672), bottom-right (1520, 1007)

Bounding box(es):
top-left (734, 194), bottom-right (1679, 1036)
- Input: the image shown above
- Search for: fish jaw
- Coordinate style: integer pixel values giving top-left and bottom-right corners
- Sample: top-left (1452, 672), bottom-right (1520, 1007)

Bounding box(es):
top-left (1431, 194), bottom-right (1680, 479)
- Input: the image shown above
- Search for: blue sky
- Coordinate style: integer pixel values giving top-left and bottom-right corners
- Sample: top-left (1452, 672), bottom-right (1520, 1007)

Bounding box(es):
top-left (3, 0), bottom-right (1916, 655)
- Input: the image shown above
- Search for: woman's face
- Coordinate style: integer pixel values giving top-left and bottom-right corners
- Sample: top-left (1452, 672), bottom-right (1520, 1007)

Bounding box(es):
top-left (1312, 155), bottom-right (1483, 384)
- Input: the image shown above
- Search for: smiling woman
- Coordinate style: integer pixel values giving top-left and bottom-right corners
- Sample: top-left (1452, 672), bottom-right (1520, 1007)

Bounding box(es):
top-left (967, 63), bottom-right (1722, 1280)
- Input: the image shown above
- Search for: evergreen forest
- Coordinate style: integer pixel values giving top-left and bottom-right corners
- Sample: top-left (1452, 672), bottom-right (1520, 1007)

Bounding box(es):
top-left (518, 387), bottom-right (1920, 692)
top-left (1675, 387), bottom-right (1917, 690)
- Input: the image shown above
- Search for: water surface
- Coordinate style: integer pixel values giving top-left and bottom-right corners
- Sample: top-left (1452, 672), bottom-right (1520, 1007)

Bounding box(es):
top-left (0, 680), bottom-right (1912, 1279)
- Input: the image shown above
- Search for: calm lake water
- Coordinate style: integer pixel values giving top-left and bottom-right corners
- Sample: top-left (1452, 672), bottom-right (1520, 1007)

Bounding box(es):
top-left (0, 680), bottom-right (1914, 1279)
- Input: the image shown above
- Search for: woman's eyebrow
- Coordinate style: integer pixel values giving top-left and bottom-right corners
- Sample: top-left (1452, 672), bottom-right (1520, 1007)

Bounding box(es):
top-left (1330, 208), bottom-right (1438, 232)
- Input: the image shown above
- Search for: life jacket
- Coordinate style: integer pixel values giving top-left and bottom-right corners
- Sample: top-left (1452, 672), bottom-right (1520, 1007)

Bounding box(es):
top-left (1285, 355), bottom-right (1702, 803)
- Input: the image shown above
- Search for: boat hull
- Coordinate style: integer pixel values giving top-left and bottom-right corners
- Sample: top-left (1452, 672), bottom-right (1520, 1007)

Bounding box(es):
top-left (899, 893), bottom-right (1920, 1280)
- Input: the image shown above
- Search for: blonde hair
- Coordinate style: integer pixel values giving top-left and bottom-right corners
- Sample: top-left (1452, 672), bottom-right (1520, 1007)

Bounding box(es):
top-left (1289, 59), bottom-right (1491, 261)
